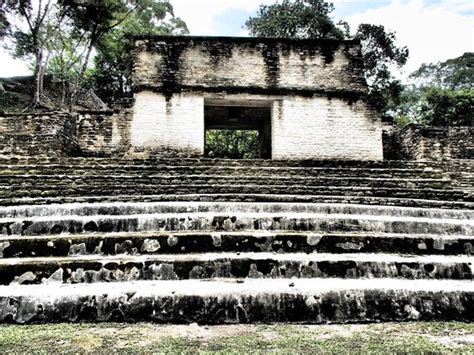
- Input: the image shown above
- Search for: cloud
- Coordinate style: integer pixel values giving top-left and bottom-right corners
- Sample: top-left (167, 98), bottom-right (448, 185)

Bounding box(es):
top-left (343, 0), bottom-right (474, 76)
top-left (171, 0), bottom-right (350, 36)
top-left (171, 0), bottom-right (274, 35)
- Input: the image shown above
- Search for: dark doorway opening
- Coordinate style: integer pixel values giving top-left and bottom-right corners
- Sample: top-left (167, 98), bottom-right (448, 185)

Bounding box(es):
top-left (204, 99), bottom-right (272, 159)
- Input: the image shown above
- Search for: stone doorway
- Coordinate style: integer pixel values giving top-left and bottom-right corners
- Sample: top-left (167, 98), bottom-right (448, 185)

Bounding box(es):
top-left (204, 98), bottom-right (272, 159)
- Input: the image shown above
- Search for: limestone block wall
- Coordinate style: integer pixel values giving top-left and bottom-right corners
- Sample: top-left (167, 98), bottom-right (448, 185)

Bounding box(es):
top-left (385, 125), bottom-right (474, 161)
top-left (77, 108), bottom-right (133, 156)
top-left (129, 36), bottom-right (383, 160)
top-left (0, 113), bottom-right (77, 157)
top-left (132, 36), bottom-right (366, 96)
top-left (272, 97), bottom-right (383, 160)
top-left (130, 91), bottom-right (204, 156)
top-left (128, 91), bottom-right (382, 160)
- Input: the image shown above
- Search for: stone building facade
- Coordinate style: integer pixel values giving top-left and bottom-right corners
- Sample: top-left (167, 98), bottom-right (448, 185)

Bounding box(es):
top-left (1, 36), bottom-right (471, 161)
top-left (130, 36), bottom-right (383, 160)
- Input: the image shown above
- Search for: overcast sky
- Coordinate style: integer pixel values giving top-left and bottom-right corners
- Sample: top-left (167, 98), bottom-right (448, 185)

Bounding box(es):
top-left (0, 0), bottom-right (472, 78)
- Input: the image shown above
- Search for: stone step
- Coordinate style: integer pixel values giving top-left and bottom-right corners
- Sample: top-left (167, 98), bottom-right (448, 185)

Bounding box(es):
top-left (0, 157), bottom-right (453, 168)
top-left (1, 184), bottom-right (468, 202)
top-left (3, 202), bottom-right (471, 220)
top-left (1, 193), bottom-right (472, 209)
top-left (2, 253), bottom-right (473, 285)
top-left (2, 231), bottom-right (472, 258)
top-left (0, 165), bottom-right (445, 179)
top-left (2, 210), bottom-right (473, 236)
top-left (0, 278), bottom-right (472, 323)
top-left (0, 175), bottom-right (451, 190)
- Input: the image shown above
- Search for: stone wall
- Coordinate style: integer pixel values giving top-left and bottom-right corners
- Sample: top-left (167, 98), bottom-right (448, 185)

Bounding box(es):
top-left (384, 125), bottom-right (474, 161)
top-left (132, 36), bottom-right (367, 97)
top-left (272, 96), bottom-right (382, 160)
top-left (129, 36), bottom-right (382, 160)
top-left (77, 107), bottom-right (133, 157)
top-left (0, 113), bottom-right (77, 157)
top-left (128, 91), bottom-right (383, 160)
top-left (131, 91), bottom-right (204, 156)
top-left (0, 107), bottom-right (135, 158)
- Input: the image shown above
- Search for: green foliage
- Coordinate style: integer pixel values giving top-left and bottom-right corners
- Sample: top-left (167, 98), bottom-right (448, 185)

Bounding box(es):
top-left (393, 86), bottom-right (473, 127)
top-left (393, 53), bottom-right (474, 127)
top-left (245, 0), bottom-right (344, 40)
top-left (354, 24), bottom-right (409, 112)
top-left (59, 0), bottom-right (128, 38)
top-left (245, 1), bottom-right (409, 115)
top-left (392, 86), bottom-right (423, 125)
top-left (55, 0), bottom-right (135, 107)
top-left (2, 1), bottom-right (50, 58)
top-left (92, 0), bottom-right (188, 102)
top-left (1, 1), bottom-right (70, 105)
top-left (1, 0), bottom-right (189, 109)
top-left (205, 130), bottom-right (260, 159)
top-left (0, 1), bottom-right (9, 38)
top-left (410, 52), bottom-right (473, 89)
top-left (46, 25), bottom-right (91, 84)
top-left (418, 87), bottom-right (473, 126)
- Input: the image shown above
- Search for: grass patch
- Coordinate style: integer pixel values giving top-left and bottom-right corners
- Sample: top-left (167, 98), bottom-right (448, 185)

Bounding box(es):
top-left (0, 322), bottom-right (472, 354)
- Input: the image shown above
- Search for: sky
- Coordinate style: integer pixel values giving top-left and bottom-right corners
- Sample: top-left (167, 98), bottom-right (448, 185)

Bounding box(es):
top-left (0, 0), bottom-right (472, 78)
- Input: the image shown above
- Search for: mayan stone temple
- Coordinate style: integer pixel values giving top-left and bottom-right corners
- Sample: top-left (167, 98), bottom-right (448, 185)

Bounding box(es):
top-left (0, 36), bottom-right (472, 324)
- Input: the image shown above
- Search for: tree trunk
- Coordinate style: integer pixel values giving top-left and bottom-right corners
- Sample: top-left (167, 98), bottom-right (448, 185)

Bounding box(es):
top-left (33, 48), bottom-right (44, 106)
top-left (68, 32), bottom-right (96, 112)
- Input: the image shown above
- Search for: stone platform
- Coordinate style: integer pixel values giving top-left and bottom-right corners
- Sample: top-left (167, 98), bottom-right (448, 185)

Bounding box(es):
top-left (0, 158), bottom-right (472, 323)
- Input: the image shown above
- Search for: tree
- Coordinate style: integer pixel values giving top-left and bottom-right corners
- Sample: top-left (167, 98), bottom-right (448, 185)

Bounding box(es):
top-left (57, 0), bottom-right (133, 108)
top-left (246, 0), bottom-right (344, 40)
top-left (2, 1), bottom-right (68, 105)
top-left (2, 0), bottom-right (188, 109)
top-left (1, 0), bottom-right (117, 108)
top-left (419, 87), bottom-right (473, 126)
top-left (0, 0), bottom-right (10, 38)
top-left (354, 24), bottom-right (408, 112)
top-left (392, 53), bottom-right (473, 127)
top-left (91, 0), bottom-right (188, 102)
top-left (245, 0), bottom-right (409, 114)
top-left (410, 52), bottom-right (473, 90)
top-left (205, 130), bottom-right (260, 159)
top-left (45, 18), bottom-right (95, 106)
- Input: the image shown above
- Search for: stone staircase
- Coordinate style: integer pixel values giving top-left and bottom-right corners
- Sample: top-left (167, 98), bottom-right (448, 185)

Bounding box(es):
top-left (0, 158), bottom-right (472, 323)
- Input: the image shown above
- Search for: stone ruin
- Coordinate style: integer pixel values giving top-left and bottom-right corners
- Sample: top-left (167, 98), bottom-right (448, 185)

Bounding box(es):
top-left (0, 36), bottom-right (472, 324)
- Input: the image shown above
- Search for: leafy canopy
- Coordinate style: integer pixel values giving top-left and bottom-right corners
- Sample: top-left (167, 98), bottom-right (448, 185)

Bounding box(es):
top-left (419, 87), bottom-right (473, 126)
top-left (92, 0), bottom-right (188, 101)
top-left (246, 0), bottom-right (345, 40)
top-left (1, 0), bottom-right (188, 108)
top-left (205, 130), bottom-right (261, 159)
top-left (394, 53), bottom-right (474, 127)
top-left (409, 52), bottom-right (473, 90)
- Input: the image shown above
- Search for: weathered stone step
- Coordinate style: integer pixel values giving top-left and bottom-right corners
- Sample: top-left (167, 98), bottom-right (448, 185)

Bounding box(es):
top-left (2, 210), bottom-right (473, 236)
top-left (1, 278), bottom-right (472, 323)
top-left (1, 184), bottom-right (468, 202)
top-left (2, 253), bottom-right (473, 285)
top-left (2, 231), bottom-right (472, 258)
top-left (0, 165), bottom-right (445, 179)
top-left (0, 157), bottom-right (454, 168)
top-left (2, 193), bottom-right (471, 209)
top-left (2, 202), bottom-right (470, 220)
top-left (0, 175), bottom-right (451, 189)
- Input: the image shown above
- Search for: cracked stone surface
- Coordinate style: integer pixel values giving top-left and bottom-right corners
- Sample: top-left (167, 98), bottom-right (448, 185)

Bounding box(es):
top-left (0, 279), bottom-right (472, 324)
